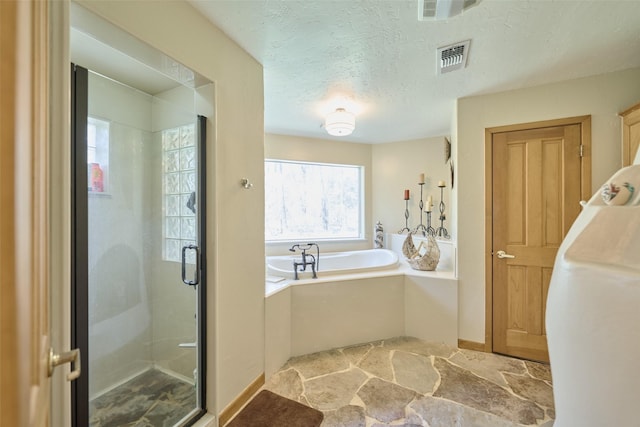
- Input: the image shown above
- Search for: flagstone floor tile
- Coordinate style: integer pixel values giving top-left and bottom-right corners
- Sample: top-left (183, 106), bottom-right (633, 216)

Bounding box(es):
top-left (264, 336), bottom-right (555, 427)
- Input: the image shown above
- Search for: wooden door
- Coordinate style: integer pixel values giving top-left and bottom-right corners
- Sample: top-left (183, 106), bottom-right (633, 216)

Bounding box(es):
top-left (0, 1), bottom-right (52, 425)
top-left (492, 124), bottom-right (583, 362)
top-left (620, 102), bottom-right (640, 167)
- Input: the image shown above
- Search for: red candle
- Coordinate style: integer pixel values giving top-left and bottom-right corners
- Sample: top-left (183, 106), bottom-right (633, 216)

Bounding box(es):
top-left (404, 189), bottom-right (410, 200)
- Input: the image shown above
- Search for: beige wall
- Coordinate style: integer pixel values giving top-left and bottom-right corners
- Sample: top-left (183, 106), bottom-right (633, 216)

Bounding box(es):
top-left (265, 133), bottom-right (373, 254)
top-left (265, 134), bottom-right (454, 254)
top-left (78, 0), bottom-right (265, 415)
top-left (456, 67), bottom-right (640, 344)
top-left (372, 137), bottom-right (452, 242)
top-left (265, 134), bottom-right (455, 260)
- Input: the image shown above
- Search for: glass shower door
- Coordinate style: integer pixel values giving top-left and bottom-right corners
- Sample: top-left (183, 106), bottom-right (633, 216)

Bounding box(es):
top-left (156, 116), bottom-right (208, 419)
top-left (71, 64), bottom-right (206, 427)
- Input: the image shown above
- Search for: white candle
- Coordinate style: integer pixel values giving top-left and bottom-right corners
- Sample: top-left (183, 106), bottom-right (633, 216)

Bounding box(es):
top-left (419, 173), bottom-right (425, 184)
top-left (438, 180), bottom-right (446, 187)
top-left (427, 195), bottom-right (433, 210)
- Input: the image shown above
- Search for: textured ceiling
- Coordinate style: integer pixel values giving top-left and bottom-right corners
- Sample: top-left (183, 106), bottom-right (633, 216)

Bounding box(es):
top-left (190, 0), bottom-right (640, 143)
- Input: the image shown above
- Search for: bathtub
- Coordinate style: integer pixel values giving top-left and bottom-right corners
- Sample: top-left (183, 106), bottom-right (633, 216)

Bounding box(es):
top-left (264, 237), bottom-right (459, 377)
top-left (266, 248), bottom-right (399, 279)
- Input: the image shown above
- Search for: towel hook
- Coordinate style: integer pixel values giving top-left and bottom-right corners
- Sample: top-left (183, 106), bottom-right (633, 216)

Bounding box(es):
top-left (240, 178), bottom-right (253, 189)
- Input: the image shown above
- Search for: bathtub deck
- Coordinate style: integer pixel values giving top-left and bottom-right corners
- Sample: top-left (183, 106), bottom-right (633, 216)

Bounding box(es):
top-left (265, 260), bottom-right (456, 297)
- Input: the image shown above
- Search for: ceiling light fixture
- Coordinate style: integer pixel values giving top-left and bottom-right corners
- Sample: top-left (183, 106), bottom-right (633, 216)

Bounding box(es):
top-left (325, 108), bottom-right (355, 137)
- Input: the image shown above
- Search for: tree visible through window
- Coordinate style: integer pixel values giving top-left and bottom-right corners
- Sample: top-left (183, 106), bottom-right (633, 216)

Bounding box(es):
top-left (265, 160), bottom-right (363, 241)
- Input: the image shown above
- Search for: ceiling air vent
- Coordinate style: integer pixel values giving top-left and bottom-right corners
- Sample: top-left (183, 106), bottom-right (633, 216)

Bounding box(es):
top-left (419, 0), bottom-right (481, 21)
top-left (437, 40), bottom-right (470, 74)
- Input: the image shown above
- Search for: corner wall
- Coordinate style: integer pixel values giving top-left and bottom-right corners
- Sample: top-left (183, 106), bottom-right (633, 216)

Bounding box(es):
top-left (264, 133), bottom-right (373, 254)
top-left (372, 137), bottom-right (452, 240)
top-left (456, 67), bottom-right (640, 344)
top-left (77, 0), bottom-right (265, 414)
top-left (264, 134), bottom-right (455, 255)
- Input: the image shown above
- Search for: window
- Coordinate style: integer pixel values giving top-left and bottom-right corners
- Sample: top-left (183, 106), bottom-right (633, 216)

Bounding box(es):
top-left (265, 160), bottom-right (363, 241)
top-left (87, 117), bottom-right (109, 193)
top-left (162, 123), bottom-right (197, 262)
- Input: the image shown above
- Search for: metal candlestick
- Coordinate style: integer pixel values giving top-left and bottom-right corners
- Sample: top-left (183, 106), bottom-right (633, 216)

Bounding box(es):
top-left (413, 183), bottom-right (428, 236)
top-left (426, 211), bottom-right (436, 236)
top-left (398, 199), bottom-right (411, 234)
top-left (436, 184), bottom-right (450, 239)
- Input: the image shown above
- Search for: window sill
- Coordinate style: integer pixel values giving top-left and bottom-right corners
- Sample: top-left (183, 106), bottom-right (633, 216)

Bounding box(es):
top-left (88, 191), bottom-right (112, 199)
top-left (266, 238), bottom-right (370, 257)
top-left (266, 238), bottom-right (367, 246)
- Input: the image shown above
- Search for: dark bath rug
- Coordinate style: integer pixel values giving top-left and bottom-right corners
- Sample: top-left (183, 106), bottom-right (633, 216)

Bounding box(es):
top-left (227, 389), bottom-right (324, 427)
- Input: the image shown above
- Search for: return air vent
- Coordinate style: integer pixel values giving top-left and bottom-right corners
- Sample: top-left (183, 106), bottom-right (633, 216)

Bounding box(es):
top-left (419, 0), bottom-right (481, 21)
top-left (437, 40), bottom-right (470, 74)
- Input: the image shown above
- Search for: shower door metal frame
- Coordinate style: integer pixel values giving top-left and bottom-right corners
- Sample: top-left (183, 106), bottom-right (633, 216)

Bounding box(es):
top-left (194, 114), bottom-right (208, 419)
top-left (70, 63), bottom-right (89, 426)
top-left (70, 63), bottom-right (208, 426)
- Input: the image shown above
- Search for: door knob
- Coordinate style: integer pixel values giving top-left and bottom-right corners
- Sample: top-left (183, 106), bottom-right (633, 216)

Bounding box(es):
top-left (48, 348), bottom-right (81, 381)
top-left (496, 250), bottom-right (515, 259)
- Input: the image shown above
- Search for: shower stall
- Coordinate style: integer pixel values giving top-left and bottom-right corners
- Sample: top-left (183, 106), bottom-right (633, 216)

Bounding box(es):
top-left (70, 7), bottom-right (209, 425)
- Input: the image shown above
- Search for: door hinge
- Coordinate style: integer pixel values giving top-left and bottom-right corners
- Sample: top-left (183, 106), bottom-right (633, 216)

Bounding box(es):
top-left (579, 144), bottom-right (584, 157)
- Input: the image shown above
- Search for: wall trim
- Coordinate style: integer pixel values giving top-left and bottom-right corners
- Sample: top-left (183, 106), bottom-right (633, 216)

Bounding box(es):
top-left (218, 373), bottom-right (265, 427)
top-left (484, 115), bottom-right (592, 357)
top-left (458, 339), bottom-right (487, 352)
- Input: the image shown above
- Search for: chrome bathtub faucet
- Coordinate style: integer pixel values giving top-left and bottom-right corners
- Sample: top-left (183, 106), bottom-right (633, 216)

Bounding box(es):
top-left (289, 243), bottom-right (320, 280)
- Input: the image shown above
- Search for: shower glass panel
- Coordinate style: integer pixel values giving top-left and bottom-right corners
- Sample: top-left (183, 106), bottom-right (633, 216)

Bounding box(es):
top-left (73, 66), bottom-right (205, 426)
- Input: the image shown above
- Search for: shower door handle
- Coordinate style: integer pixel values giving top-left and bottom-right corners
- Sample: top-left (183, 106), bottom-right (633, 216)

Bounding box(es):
top-left (182, 244), bottom-right (200, 286)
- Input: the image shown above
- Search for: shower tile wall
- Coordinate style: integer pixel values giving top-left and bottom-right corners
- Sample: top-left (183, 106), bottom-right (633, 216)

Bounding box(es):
top-left (88, 72), bottom-right (154, 397)
top-left (87, 73), bottom-right (197, 399)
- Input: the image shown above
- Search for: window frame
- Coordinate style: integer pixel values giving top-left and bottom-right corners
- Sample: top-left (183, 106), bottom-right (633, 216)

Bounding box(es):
top-left (264, 158), bottom-right (365, 243)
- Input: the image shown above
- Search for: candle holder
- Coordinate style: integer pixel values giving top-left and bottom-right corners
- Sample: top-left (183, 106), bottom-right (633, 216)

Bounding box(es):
top-left (426, 211), bottom-right (436, 236)
top-left (436, 183), bottom-right (450, 239)
top-left (413, 183), bottom-right (428, 236)
top-left (398, 199), bottom-right (411, 234)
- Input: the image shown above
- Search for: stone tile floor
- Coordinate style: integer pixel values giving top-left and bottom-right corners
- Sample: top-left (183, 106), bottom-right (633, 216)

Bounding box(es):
top-left (89, 369), bottom-right (196, 427)
top-left (264, 336), bottom-right (555, 427)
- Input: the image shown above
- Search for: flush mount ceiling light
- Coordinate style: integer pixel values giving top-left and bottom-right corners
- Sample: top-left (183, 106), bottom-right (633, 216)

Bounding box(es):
top-left (325, 108), bottom-right (355, 137)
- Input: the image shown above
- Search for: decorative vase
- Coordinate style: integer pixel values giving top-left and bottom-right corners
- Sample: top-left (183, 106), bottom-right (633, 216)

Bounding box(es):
top-left (601, 182), bottom-right (634, 206)
top-left (402, 233), bottom-right (440, 271)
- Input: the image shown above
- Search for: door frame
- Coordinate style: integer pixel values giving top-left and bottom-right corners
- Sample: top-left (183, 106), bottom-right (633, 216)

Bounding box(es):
top-left (483, 115), bottom-right (592, 354)
top-left (0, 0), bottom-right (52, 424)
